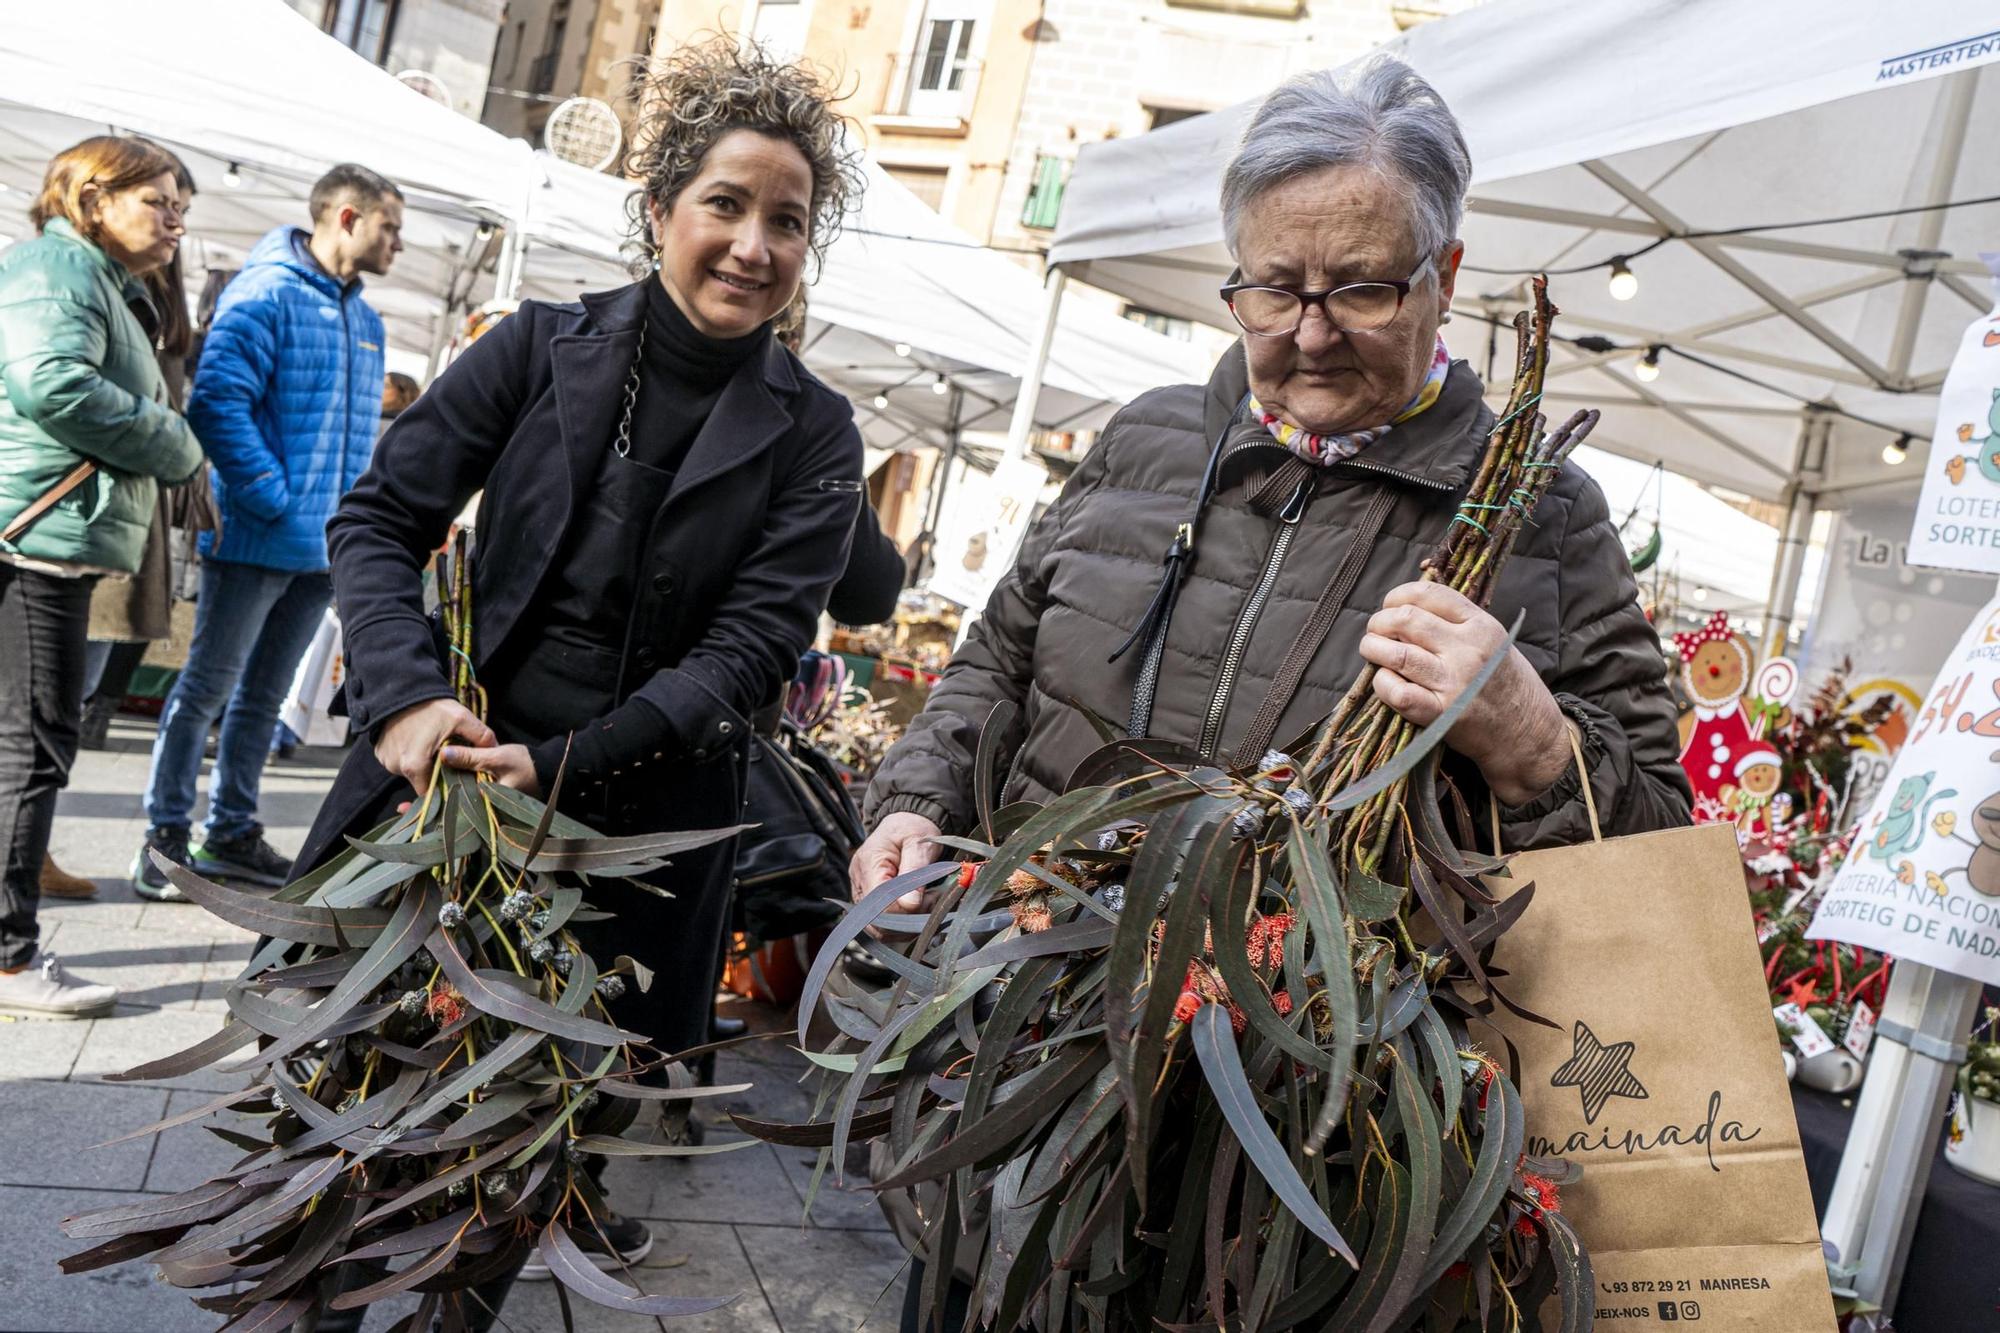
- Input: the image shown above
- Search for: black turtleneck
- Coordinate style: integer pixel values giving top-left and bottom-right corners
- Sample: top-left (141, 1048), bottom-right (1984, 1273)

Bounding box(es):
top-left (623, 277), bottom-right (769, 475)
top-left (503, 281), bottom-right (775, 800)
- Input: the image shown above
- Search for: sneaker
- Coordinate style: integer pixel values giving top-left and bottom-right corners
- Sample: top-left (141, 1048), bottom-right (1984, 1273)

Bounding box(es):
top-left (0, 953), bottom-right (117, 1018)
top-left (39, 854), bottom-right (97, 900)
top-left (132, 826), bottom-right (193, 902)
top-left (194, 830), bottom-right (293, 888)
top-left (516, 1211), bottom-right (654, 1280)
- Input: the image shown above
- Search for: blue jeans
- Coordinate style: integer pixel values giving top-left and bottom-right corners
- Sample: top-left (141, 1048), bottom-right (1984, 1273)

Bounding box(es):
top-left (143, 560), bottom-right (331, 840)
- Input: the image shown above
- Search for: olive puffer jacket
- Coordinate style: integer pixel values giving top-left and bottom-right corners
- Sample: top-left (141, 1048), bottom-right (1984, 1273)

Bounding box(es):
top-left (0, 219), bottom-right (204, 571)
top-left (865, 345), bottom-right (1691, 850)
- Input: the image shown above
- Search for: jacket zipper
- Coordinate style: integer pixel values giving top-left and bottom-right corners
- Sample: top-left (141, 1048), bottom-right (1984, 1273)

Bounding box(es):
top-left (1198, 476), bottom-right (1312, 758)
top-left (339, 295), bottom-right (353, 488)
top-left (1334, 456), bottom-right (1455, 493)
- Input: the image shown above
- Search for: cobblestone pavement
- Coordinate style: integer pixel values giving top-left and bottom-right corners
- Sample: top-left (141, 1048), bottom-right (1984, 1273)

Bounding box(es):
top-left (0, 718), bottom-right (906, 1333)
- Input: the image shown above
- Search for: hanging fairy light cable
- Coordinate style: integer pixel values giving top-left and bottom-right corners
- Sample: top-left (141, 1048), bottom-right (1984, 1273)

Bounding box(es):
top-left (1450, 310), bottom-right (1925, 450)
top-left (1461, 189), bottom-right (2000, 280)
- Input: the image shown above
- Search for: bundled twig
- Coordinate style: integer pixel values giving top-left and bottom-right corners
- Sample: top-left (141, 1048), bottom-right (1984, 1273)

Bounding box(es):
top-left (744, 279), bottom-right (1602, 1332)
top-left (1303, 278), bottom-right (1598, 874)
top-left (58, 531), bottom-right (751, 1329)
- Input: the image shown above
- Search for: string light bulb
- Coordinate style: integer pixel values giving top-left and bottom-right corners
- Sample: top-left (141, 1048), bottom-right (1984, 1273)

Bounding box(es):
top-left (1607, 257), bottom-right (1638, 301)
top-left (872, 393), bottom-right (888, 409)
top-left (894, 342), bottom-right (911, 357)
top-left (931, 374), bottom-right (949, 396)
top-left (1882, 433), bottom-right (1910, 466)
top-left (223, 162), bottom-right (244, 190)
top-left (1634, 345), bottom-right (1662, 382)
top-left (1692, 585), bottom-right (1709, 603)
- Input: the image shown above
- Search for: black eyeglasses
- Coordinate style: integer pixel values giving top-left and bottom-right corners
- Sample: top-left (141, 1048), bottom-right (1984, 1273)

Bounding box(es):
top-left (1220, 255), bottom-right (1433, 337)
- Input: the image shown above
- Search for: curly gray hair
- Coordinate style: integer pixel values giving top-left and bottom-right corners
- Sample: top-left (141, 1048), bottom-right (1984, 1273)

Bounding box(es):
top-left (1220, 56), bottom-right (1471, 265)
top-left (623, 38), bottom-right (864, 275)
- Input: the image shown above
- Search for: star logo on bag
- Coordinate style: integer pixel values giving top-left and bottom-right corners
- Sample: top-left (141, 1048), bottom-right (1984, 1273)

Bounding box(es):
top-left (1549, 1020), bottom-right (1649, 1124)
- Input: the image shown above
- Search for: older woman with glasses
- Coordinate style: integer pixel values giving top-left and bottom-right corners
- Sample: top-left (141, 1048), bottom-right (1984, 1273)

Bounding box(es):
top-left (852, 57), bottom-right (1691, 931)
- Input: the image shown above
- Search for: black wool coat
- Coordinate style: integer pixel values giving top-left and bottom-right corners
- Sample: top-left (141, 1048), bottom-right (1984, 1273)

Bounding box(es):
top-left (297, 279), bottom-right (863, 1054)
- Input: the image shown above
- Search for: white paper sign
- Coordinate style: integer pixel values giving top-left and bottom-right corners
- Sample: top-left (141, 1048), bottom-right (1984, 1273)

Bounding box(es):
top-left (1807, 593), bottom-right (2000, 984)
top-left (1906, 259), bottom-right (2000, 573)
top-left (1843, 999), bottom-right (1876, 1061)
top-left (1775, 1003), bottom-right (1836, 1059)
top-left (927, 456), bottom-right (1050, 612)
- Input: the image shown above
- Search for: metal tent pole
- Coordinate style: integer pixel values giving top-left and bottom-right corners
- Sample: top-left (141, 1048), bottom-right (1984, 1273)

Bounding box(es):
top-left (424, 301), bottom-right (456, 382)
top-left (1002, 267), bottom-right (1067, 462)
top-left (913, 386), bottom-right (965, 585)
top-left (1820, 963), bottom-right (1982, 1313)
top-left (1758, 411), bottom-right (1828, 655)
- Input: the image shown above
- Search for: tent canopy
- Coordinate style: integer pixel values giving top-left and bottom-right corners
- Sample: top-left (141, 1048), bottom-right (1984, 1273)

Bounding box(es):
top-left (0, 0), bottom-right (1207, 436)
top-left (1048, 0), bottom-right (2000, 502)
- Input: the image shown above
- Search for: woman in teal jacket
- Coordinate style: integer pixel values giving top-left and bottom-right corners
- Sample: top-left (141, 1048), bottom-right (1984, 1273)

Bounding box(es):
top-left (0, 135), bottom-right (204, 1018)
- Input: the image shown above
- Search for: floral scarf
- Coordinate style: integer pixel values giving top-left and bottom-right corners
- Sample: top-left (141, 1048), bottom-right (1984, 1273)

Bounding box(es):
top-left (1248, 336), bottom-right (1451, 467)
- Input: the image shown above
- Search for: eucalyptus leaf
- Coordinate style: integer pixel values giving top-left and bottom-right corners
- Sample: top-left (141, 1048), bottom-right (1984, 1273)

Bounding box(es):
top-left (1191, 1004), bottom-right (1356, 1267)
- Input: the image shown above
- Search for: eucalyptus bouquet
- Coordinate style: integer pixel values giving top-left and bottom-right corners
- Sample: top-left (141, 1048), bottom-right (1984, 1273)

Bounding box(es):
top-left (59, 536), bottom-right (750, 1331)
top-left (741, 281), bottom-right (1602, 1331)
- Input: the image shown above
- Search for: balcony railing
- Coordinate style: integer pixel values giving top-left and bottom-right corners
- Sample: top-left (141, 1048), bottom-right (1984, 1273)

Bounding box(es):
top-left (877, 52), bottom-right (983, 124)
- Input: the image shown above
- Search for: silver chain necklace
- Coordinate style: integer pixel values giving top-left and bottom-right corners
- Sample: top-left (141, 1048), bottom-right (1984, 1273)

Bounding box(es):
top-left (613, 320), bottom-right (646, 459)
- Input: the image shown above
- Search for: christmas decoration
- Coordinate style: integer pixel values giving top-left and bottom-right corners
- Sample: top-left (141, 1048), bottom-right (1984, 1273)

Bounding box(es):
top-left (1740, 659), bottom-right (1899, 1082)
top-left (1674, 611), bottom-right (1760, 817)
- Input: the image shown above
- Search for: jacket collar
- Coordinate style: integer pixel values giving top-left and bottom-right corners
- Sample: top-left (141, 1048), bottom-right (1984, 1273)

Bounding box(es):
top-left (553, 279), bottom-right (797, 513)
top-left (580, 278), bottom-right (798, 395)
top-left (40, 218), bottom-right (149, 307)
top-left (1202, 340), bottom-right (1493, 495)
top-left (243, 226), bottom-right (355, 300)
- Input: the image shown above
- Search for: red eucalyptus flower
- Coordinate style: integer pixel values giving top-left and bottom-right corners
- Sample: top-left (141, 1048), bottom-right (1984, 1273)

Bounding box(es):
top-left (1247, 912), bottom-right (1296, 970)
top-left (425, 988), bottom-right (466, 1027)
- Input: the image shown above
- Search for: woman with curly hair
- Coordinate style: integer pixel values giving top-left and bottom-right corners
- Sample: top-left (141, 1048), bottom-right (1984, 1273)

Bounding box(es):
top-left (296, 38), bottom-right (866, 1287)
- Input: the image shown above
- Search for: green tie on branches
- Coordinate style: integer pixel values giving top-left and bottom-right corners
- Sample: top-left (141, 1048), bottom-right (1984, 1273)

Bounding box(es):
top-left (58, 530), bottom-right (756, 1328)
top-left (739, 277), bottom-right (1602, 1332)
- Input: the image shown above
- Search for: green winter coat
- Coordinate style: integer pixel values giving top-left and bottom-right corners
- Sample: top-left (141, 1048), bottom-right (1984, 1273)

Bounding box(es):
top-left (0, 218), bottom-right (204, 572)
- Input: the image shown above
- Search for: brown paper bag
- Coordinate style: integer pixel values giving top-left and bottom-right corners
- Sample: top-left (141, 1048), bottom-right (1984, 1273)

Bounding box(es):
top-left (1479, 822), bottom-right (1837, 1332)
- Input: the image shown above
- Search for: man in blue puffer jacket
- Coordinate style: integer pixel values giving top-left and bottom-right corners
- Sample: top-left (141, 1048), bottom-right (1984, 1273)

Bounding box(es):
top-left (135, 164), bottom-right (403, 896)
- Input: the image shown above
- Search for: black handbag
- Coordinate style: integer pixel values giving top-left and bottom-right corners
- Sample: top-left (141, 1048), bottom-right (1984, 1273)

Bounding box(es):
top-left (732, 718), bottom-right (866, 945)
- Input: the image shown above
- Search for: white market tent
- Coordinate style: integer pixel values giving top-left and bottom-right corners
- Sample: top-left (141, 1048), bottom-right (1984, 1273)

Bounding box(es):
top-left (0, 0), bottom-right (1208, 453)
top-left (1046, 0), bottom-right (2000, 508)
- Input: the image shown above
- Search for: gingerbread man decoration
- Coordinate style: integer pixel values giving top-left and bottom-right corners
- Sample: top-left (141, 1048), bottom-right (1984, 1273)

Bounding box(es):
top-left (1674, 611), bottom-right (1758, 818)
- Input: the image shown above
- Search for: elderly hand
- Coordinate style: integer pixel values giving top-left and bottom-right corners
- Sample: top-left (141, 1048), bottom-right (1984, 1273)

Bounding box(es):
top-left (850, 811), bottom-right (944, 937)
top-left (1358, 581), bottom-right (1576, 806)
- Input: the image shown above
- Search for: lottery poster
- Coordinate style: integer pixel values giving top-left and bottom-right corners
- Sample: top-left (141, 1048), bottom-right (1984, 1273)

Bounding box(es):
top-left (1808, 594), bottom-right (2000, 983)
